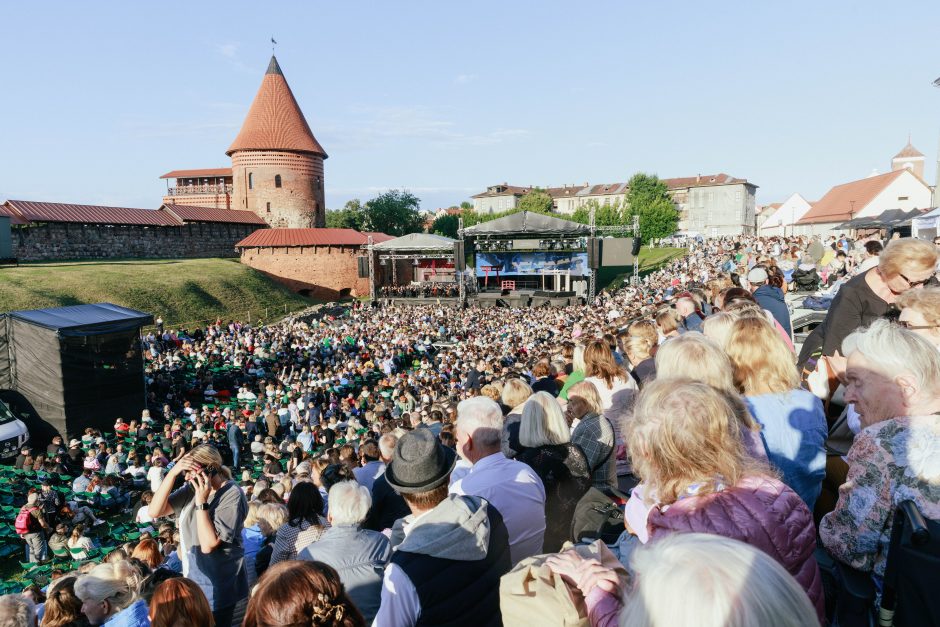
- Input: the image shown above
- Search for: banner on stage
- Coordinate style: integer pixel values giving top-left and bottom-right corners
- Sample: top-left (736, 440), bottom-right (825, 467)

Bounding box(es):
top-left (474, 252), bottom-right (589, 277)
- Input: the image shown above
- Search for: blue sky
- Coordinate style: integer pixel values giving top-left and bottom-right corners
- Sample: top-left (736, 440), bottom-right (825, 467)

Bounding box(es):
top-left (2, 1), bottom-right (939, 212)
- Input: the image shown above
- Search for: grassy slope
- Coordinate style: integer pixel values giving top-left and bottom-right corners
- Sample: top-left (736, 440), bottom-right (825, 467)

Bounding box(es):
top-left (0, 258), bottom-right (318, 328)
top-left (599, 247), bottom-right (686, 290)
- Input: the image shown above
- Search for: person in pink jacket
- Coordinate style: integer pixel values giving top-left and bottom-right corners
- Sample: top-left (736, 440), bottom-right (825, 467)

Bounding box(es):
top-left (548, 379), bottom-right (824, 625)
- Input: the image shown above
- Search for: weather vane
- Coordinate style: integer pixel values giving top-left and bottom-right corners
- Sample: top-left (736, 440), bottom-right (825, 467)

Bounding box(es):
top-left (271, 37), bottom-right (277, 54)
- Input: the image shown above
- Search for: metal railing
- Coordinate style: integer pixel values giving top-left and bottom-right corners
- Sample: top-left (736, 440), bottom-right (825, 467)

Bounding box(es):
top-left (166, 184), bottom-right (233, 196)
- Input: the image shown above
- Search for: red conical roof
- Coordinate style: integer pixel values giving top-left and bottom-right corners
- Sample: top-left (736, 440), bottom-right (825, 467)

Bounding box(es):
top-left (227, 56), bottom-right (327, 158)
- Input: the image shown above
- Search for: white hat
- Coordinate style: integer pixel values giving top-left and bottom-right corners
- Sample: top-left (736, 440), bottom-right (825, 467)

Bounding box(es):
top-left (747, 267), bottom-right (769, 284)
top-left (69, 439), bottom-right (81, 448)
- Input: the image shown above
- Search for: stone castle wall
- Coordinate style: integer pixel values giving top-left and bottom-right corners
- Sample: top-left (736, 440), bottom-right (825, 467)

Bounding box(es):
top-left (11, 222), bottom-right (258, 261)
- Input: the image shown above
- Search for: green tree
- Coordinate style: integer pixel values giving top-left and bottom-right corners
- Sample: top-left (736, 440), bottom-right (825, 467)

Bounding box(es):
top-left (325, 199), bottom-right (365, 230)
top-left (516, 188), bottom-right (554, 214)
top-left (363, 189), bottom-right (424, 236)
top-left (459, 201), bottom-right (473, 210)
top-left (570, 198), bottom-right (628, 227)
top-left (431, 213), bottom-right (460, 239)
top-left (625, 173), bottom-right (680, 241)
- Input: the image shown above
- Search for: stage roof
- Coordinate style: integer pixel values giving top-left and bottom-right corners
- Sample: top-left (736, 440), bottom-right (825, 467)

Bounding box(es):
top-left (373, 232), bottom-right (456, 251)
top-left (6, 303), bottom-right (153, 336)
top-left (463, 211), bottom-right (590, 236)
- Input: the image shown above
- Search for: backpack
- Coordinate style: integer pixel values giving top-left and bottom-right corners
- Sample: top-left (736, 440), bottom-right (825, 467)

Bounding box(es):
top-left (570, 488), bottom-right (625, 544)
top-left (15, 506), bottom-right (40, 535)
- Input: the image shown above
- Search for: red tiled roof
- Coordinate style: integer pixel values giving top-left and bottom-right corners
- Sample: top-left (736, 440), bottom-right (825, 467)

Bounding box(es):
top-left (5, 200), bottom-right (182, 226)
top-left (0, 202), bottom-right (30, 225)
top-left (236, 228), bottom-right (383, 248)
top-left (893, 142), bottom-right (924, 159)
top-left (662, 173), bottom-right (748, 189)
top-left (364, 232), bottom-right (395, 243)
top-left (797, 170), bottom-right (907, 225)
top-left (227, 56), bottom-right (327, 158)
top-left (160, 168), bottom-right (233, 180)
top-left (162, 204), bottom-right (267, 225)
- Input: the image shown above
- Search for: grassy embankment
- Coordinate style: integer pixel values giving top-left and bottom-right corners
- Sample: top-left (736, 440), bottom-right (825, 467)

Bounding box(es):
top-left (0, 258), bottom-right (318, 328)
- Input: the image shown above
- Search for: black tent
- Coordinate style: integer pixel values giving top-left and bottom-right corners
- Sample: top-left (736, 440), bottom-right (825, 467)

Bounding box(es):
top-left (0, 303), bottom-right (152, 444)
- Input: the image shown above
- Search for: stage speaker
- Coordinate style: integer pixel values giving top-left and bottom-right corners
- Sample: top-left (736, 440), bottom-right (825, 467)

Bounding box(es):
top-left (632, 236), bottom-right (642, 256)
top-left (453, 241), bottom-right (466, 272)
top-left (357, 256), bottom-right (369, 278)
top-left (587, 238), bottom-right (601, 269)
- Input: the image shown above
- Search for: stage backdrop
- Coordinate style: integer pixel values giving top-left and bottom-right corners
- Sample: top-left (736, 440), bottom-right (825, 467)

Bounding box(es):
top-left (474, 252), bottom-right (589, 276)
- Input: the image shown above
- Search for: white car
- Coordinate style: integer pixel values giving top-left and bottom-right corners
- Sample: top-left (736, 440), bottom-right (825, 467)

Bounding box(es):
top-left (0, 399), bottom-right (29, 460)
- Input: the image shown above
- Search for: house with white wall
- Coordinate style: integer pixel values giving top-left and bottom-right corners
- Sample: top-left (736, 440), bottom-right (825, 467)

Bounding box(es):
top-left (760, 193), bottom-right (815, 237)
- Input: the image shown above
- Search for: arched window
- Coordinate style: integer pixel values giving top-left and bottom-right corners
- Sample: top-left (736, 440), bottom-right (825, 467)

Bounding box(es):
top-left (248, 172), bottom-right (253, 190)
top-left (275, 174), bottom-right (282, 188)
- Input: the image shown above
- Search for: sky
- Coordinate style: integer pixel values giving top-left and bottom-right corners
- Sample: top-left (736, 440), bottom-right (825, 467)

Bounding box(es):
top-left (2, 1), bottom-right (940, 212)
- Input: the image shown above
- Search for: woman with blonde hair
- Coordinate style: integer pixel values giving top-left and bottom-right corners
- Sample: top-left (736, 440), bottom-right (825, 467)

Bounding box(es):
top-left (725, 316), bottom-right (827, 510)
top-left (500, 376), bottom-right (534, 458)
top-left (75, 560), bottom-right (150, 626)
top-left (654, 308), bottom-right (680, 341)
top-left (516, 392), bottom-right (591, 551)
top-left (147, 444), bottom-right (249, 627)
top-left (617, 379), bottom-right (823, 621)
top-left (701, 310), bottom-right (737, 350)
top-left (622, 335), bottom-right (655, 386)
top-left (897, 286), bottom-right (940, 348)
top-left (798, 237), bottom-right (939, 371)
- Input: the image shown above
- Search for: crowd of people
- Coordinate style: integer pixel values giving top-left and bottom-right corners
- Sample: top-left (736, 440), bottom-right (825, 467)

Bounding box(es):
top-left (2, 230), bottom-right (940, 626)
top-left (379, 282), bottom-right (460, 299)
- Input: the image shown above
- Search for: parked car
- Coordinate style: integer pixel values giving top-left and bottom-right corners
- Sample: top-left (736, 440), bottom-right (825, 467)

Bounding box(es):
top-left (0, 399), bottom-right (29, 460)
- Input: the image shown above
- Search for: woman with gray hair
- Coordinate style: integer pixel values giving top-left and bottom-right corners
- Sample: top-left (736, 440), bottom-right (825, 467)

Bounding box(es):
top-left (297, 480), bottom-right (391, 623)
top-left (820, 319), bottom-right (940, 579)
top-left (516, 392), bottom-right (591, 551)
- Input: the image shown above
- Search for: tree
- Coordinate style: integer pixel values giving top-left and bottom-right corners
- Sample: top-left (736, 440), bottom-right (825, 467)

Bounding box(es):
top-left (431, 213), bottom-right (460, 239)
top-left (459, 201), bottom-right (473, 210)
top-left (516, 188), bottom-right (554, 214)
top-left (570, 198), bottom-right (628, 227)
top-left (363, 189), bottom-right (424, 236)
top-left (325, 199), bottom-right (365, 230)
top-left (625, 173), bottom-right (679, 241)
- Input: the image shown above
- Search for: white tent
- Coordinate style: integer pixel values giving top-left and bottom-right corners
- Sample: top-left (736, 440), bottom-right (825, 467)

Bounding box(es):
top-left (912, 207), bottom-right (940, 239)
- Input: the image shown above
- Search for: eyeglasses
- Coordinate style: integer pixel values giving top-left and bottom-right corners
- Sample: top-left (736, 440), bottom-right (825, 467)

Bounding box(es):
top-left (898, 320), bottom-right (940, 330)
top-left (898, 272), bottom-right (935, 288)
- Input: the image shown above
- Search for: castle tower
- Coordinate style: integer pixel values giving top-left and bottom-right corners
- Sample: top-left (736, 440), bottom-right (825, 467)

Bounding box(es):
top-left (228, 56), bottom-right (327, 228)
top-left (891, 138), bottom-right (925, 180)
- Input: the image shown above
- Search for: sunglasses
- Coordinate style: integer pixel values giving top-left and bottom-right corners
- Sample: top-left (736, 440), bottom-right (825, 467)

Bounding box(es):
top-left (898, 272), bottom-right (934, 288)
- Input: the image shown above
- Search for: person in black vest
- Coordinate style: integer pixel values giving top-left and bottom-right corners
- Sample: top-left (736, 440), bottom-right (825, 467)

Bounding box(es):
top-left (374, 428), bottom-right (511, 627)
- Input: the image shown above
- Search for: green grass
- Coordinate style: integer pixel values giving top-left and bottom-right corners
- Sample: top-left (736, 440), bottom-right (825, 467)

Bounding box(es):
top-left (600, 247), bottom-right (687, 290)
top-left (0, 258), bottom-right (320, 328)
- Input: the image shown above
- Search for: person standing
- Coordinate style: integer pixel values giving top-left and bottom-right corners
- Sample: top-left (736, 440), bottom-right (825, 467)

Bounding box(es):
top-left (227, 419), bottom-right (245, 470)
top-left (148, 445), bottom-right (248, 627)
top-left (16, 492), bottom-right (49, 563)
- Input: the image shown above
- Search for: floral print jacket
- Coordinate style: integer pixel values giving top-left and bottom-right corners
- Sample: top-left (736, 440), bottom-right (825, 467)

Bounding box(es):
top-left (820, 415), bottom-right (940, 577)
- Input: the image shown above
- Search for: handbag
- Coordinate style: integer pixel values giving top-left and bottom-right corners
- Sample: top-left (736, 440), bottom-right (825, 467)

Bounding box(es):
top-left (500, 540), bottom-right (628, 627)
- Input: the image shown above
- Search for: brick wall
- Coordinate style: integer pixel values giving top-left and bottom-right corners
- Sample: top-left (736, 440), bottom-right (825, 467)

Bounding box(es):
top-left (232, 151), bottom-right (325, 229)
top-left (11, 222), bottom-right (258, 261)
top-left (240, 246), bottom-right (392, 300)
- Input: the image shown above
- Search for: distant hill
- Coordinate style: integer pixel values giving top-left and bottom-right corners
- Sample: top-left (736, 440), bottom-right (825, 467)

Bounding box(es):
top-left (0, 258), bottom-right (318, 329)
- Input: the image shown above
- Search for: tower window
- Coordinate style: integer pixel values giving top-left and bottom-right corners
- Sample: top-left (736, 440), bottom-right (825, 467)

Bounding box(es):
top-left (275, 175), bottom-right (282, 188)
top-left (248, 172), bottom-right (253, 190)
top-left (266, 202), bottom-right (271, 213)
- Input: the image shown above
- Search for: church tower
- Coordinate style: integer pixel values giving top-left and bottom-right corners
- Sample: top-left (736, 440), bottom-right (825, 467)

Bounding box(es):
top-left (891, 139), bottom-right (925, 180)
top-left (228, 56), bottom-right (327, 228)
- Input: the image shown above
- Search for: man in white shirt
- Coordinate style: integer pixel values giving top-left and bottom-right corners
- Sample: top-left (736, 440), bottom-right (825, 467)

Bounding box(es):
top-left (450, 396), bottom-right (546, 565)
top-left (353, 439), bottom-right (386, 492)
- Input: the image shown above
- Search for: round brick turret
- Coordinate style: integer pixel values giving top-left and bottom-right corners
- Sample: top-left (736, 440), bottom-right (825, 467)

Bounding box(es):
top-left (228, 56), bottom-right (327, 228)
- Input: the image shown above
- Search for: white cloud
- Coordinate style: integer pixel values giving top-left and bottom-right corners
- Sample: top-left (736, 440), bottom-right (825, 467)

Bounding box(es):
top-left (454, 73), bottom-right (478, 85)
top-left (319, 105), bottom-right (528, 150)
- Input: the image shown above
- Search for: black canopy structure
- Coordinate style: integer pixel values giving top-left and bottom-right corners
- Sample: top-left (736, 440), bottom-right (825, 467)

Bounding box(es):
top-left (0, 303), bottom-right (152, 444)
top-left (835, 209), bottom-right (925, 230)
top-left (462, 210), bottom-right (591, 236)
